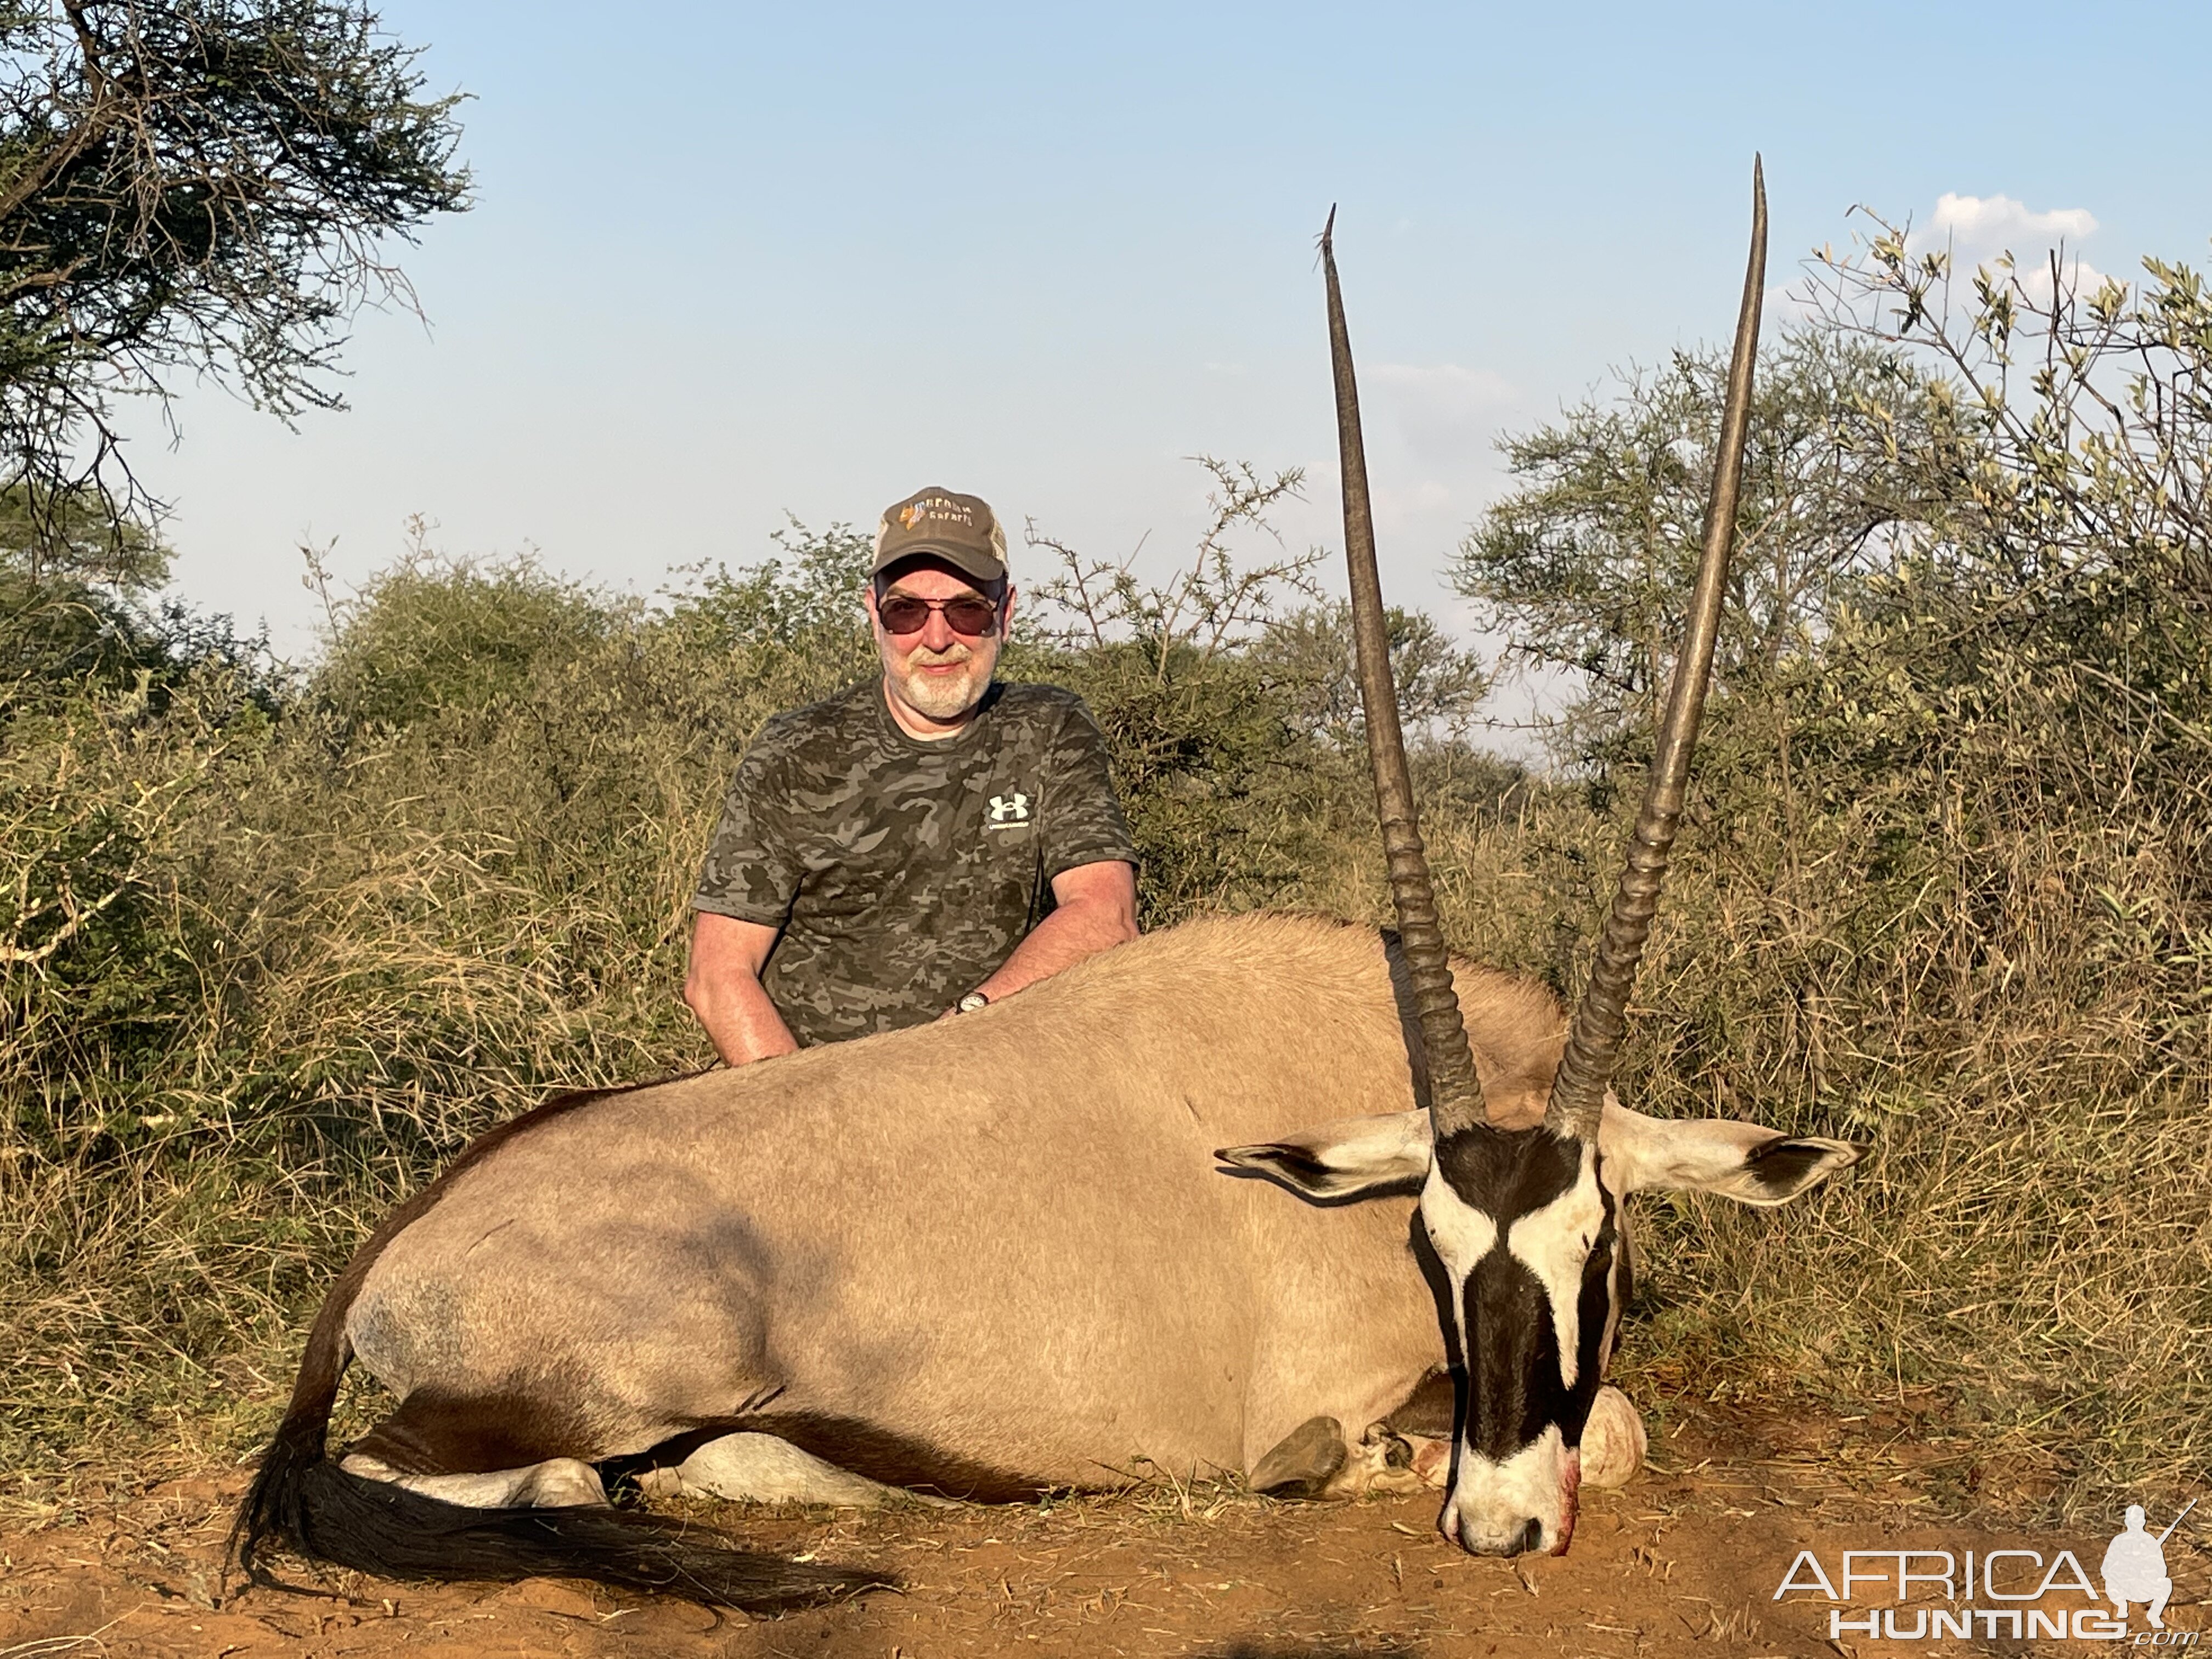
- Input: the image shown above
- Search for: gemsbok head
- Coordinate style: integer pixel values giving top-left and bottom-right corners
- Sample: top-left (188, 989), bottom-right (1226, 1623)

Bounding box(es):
top-left (1233, 163), bottom-right (1856, 1556)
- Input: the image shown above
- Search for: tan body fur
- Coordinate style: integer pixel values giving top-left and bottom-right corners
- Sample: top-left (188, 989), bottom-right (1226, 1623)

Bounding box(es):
top-left (345, 914), bottom-right (1562, 1492)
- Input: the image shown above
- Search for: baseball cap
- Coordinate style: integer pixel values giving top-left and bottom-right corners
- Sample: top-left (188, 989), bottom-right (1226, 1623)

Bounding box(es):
top-left (872, 487), bottom-right (1008, 586)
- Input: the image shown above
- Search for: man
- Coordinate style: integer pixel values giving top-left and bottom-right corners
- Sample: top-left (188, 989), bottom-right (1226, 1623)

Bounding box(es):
top-left (685, 486), bottom-right (1139, 1064)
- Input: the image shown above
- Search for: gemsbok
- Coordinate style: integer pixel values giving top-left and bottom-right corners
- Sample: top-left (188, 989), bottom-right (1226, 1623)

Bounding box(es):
top-left (234, 159), bottom-right (1858, 1605)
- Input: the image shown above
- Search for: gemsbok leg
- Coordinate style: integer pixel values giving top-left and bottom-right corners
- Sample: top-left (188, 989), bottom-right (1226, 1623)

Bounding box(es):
top-left (639, 1434), bottom-right (959, 1509)
top-left (340, 1450), bottom-right (608, 1509)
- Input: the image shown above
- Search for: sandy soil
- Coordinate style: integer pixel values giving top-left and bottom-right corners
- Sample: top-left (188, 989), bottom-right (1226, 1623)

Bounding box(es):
top-left (4, 1409), bottom-right (2202, 1658)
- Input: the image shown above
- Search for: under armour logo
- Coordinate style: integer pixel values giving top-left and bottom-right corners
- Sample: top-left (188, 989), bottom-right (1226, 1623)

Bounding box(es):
top-left (986, 792), bottom-right (1031, 826)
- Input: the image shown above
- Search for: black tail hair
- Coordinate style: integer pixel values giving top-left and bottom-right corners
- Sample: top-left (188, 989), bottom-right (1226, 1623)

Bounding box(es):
top-left (230, 1085), bottom-right (891, 1609)
top-left (236, 1455), bottom-right (888, 1606)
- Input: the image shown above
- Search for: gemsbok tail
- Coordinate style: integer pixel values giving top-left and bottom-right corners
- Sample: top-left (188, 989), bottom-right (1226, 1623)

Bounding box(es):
top-left (229, 1109), bottom-right (889, 1608)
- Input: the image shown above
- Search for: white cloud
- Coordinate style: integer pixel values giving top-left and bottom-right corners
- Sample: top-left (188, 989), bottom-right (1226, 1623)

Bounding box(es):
top-left (1922, 191), bottom-right (2096, 252)
top-left (1910, 192), bottom-right (2107, 296)
top-left (1765, 277), bottom-right (1822, 326)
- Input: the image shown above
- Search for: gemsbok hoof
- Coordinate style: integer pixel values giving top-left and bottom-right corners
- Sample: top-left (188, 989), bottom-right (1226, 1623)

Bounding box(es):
top-left (1249, 1415), bottom-right (1348, 1498)
top-left (1581, 1386), bottom-right (1646, 1488)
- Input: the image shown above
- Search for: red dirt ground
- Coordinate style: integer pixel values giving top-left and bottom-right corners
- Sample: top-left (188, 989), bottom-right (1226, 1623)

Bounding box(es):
top-left (4, 1408), bottom-right (2202, 1658)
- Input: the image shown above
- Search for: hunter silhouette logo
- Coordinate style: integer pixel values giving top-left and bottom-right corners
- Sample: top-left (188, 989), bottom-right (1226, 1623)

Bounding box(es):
top-left (986, 792), bottom-right (1031, 827)
top-left (2104, 1500), bottom-right (2193, 1630)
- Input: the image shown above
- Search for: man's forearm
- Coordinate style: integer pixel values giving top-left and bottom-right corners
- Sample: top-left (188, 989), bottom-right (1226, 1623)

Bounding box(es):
top-left (692, 972), bottom-right (801, 1066)
top-left (973, 892), bottom-right (1138, 1003)
top-left (686, 911), bottom-right (800, 1066)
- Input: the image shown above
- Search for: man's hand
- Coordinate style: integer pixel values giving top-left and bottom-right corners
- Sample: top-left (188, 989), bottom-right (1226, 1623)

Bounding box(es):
top-left (685, 912), bottom-right (800, 1066)
top-left (967, 859), bottom-right (1139, 1005)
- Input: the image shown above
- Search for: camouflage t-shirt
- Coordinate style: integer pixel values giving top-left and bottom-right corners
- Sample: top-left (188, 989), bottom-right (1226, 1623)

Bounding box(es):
top-left (692, 679), bottom-right (1137, 1046)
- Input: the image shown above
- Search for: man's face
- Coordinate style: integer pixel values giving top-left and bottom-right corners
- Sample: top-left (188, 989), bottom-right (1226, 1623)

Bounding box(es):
top-left (867, 561), bottom-right (1014, 729)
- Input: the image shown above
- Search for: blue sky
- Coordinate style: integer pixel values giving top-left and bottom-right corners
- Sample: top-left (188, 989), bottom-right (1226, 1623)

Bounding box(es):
top-left (126, 1), bottom-right (2212, 662)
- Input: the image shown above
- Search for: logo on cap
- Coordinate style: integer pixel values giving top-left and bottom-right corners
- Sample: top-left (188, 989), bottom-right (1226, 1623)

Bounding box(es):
top-left (874, 486), bottom-right (1007, 583)
top-left (902, 495), bottom-right (973, 530)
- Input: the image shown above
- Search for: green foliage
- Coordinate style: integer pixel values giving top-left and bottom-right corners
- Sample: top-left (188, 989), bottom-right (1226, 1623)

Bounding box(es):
top-left (659, 518), bottom-right (880, 710)
top-left (0, 482), bottom-right (170, 589)
top-left (1801, 221), bottom-right (2212, 834)
top-left (1, 506), bottom-right (274, 1171)
top-left (308, 524), bottom-right (621, 732)
top-left (674, 518), bottom-right (876, 651)
top-left (1, 694), bottom-right (232, 1133)
top-left (1017, 458), bottom-right (1333, 916)
top-left (1, 486), bottom-right (172, 705)
top-left (1251, 600), bottom-right (1488, 752)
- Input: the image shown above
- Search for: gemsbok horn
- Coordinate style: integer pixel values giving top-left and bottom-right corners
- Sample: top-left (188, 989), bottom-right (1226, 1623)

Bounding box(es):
top-left (1545, 157), bottom-right (1766, 1141)
top-left (1322, 165), bottom-right (1765, 1145)
top-left (1320, 205), bottom-right (1489, 1136)
top-left (1295, 164), bottom-right (1792, 1561)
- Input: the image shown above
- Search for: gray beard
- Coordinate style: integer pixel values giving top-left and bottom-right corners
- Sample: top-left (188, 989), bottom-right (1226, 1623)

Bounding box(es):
top-left (893, 650), bottom-right (987, 720)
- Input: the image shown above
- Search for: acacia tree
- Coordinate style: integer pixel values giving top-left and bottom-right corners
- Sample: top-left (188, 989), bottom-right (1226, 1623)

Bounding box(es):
top-left (1453, 330), bottom-right (1942, 759)
top-left (0, 0), bottom-right (469, 562)
top-left (1251, 600), bottom-right (1488, 754)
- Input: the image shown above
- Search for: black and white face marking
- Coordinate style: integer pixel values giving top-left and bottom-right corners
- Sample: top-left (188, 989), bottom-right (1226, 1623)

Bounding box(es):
top-left (1222, 1102), bottom-right (1859, 1555)
top-left (1418, 1126), bottom-right (1626, 1557)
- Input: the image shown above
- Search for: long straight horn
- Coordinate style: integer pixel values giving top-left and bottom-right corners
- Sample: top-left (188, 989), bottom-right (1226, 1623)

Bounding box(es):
top-left (1321, 207), bottom-right (1487, 1137)
top-left (1545, 158), bottom-right (1768, 1142)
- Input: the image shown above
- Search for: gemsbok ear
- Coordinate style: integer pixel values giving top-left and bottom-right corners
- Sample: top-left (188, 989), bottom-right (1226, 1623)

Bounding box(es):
top-left (1216, 1110), bottom-right (1432, 1202)
top-left (1598, 1103), bottom-right (1865, 1207)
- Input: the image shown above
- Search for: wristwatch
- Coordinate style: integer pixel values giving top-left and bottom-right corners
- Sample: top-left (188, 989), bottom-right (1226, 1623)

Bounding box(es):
top-left (955, 990), bottom-right (990, 1015)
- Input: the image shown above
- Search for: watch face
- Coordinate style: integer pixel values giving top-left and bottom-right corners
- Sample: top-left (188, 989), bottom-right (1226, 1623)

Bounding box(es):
top-left (958, 992), bottom-right (989, 1014)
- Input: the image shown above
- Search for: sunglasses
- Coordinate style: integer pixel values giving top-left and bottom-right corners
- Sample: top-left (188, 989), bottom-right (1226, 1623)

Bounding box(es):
top-left (876, 591), bottom-right (1002, 636)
